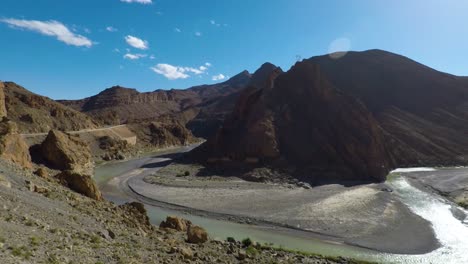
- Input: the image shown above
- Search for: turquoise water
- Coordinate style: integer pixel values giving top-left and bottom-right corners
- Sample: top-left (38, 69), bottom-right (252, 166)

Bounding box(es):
top-left (95, 155), bottom-right (468, 264)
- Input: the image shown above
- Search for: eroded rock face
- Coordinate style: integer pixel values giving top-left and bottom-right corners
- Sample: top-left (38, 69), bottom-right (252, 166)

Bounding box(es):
top-left (194, 61), bottom-right (392, 184)
top-left (40, 130), bottom-right (93, 174)
top-left (0, 120), bottom-right (32, 169)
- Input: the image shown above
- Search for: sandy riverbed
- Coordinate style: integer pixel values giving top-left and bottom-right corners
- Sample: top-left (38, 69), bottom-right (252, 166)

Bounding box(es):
top-left (123, 158), bottom-right (439, 254)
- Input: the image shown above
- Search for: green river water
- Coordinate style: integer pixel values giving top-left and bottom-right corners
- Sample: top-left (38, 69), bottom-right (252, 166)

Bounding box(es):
top-left (94, 150), bottom-right (468, 264)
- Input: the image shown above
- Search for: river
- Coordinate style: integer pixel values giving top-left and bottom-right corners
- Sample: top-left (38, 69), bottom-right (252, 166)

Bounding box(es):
top-left (94, 148), bottom-right (468, 264)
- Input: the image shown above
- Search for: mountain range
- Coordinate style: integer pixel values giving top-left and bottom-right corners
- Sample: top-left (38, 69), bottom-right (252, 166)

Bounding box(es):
top-left (2, 49), bottom-right (467, 184)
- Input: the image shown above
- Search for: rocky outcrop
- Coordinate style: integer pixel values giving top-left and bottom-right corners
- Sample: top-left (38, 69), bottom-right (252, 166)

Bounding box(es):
top-left (56, 170), bottom-right (102, 201)
top-left (0, 120), bottom-right (32, 169)
top-left (40, 130), bottom-right (93, 174)
top-left (160, 216), bottom-right (192, 231)
top-left (118, 202), bottom-right (153, 232)
top-left (36, 130), bottom-right (102, 200)
top-left (3, 82), bottom-right (98, 133)
top-left (0, 82), bottom-right (7, 118)
top-left (128, 119), bottom-right (199, 149)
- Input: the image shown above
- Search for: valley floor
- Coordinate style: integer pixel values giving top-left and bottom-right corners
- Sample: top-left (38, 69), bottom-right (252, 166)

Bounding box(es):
top-left (107, 154), bottom-right (439, 255)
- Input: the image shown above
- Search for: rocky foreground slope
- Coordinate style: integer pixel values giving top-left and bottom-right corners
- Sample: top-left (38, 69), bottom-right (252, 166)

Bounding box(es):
top-left (190, 50), bottom-right (468, 184)
top-left (0, 159), bottom-right (365, 264)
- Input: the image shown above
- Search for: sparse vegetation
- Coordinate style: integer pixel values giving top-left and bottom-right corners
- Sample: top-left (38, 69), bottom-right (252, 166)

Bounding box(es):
top-left (241, 237), bottom-right (253, 248)
top-left (30, 236), bottom-right (40, 246)
top-left (226, 237), bottom-right (236, 243)
top-left (10, 245), bottom-right (32, 260)
top-left (246, 245), bottom-right (259, 256)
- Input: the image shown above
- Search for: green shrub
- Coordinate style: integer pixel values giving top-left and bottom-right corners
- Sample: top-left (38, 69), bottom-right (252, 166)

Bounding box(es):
top-left (226, 237), bottom-right (236, 243)
top-left (184, 171), bottom-right (190, 176)
top-left (246, 245), bottom-right (259, 256)
top-left (241, 237), bottom-right (252, 248)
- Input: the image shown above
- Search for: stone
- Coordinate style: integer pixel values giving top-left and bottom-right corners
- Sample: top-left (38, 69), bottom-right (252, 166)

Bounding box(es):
top-left (34, 185), bottom-right (49, 194)
top-left (160, 216), bottom-right (192, 232)
top-left (186, 225), bottom-right (208, 244)
top-left (237, 250), bottom-right (247, 260)
top-left (180, 247), bottom-right (194, 260)
top-left (55, 170), bottom-right (102, 201)
top-left (118, 202), bottom-right (152, 232)
top-left (34, 167), bottom-right (49, 178)
top-left (0, 174), bottom-right (11, 188)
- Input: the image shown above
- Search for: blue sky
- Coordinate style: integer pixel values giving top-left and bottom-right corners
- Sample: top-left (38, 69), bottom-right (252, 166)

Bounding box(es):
top-left (1, 0), bottom-right (468, 99)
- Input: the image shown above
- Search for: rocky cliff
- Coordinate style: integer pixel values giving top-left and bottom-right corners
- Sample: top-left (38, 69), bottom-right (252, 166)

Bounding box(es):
top-left (193, 61), bottom-right (392, 184)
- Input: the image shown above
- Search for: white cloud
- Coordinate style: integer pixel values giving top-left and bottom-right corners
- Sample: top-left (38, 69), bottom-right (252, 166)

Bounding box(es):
top-left (151, 63), bottom-right (210, 80)
top-left (1, 18), bottom-right (93, 47)
top-left (195, 31), bottom-right (202, 37)
top-left (205, 62), bottom-right (212, 67)
top-left (174, 28), bottom-right (181, 33)
top-left (113, 48), bottom-right (121, 53)
top-left (120, 0), bottom-right (152, 4)
top-left (106, 26), bottom-right (118, 32)
top-left (149, 55), bottom-right (155, 60)
top-left (212, 74), bottom-right (226, 81)
top-left (151, 64), bottom-right (190, 80)
top-left (124, 53), bottom-right (147, 60)
top-left (125, 35), bottom-right (148, 50)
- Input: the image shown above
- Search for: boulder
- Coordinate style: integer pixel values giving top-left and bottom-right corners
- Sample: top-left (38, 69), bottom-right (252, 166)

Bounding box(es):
top-left (41, 130), bottom-right (93, 174)
top-left (180, 247), bottom-right (194, 260)
top-left (187, 225), bottom-right (208, 244)
top-left (118, 202), bottom-right (152, 232)
top-left (55, 170), bottom-right (102, 201)
top-left (34, 167), bottom-right (49, 178)
top-left (0, 120), bottom-right (32, 169)
top-left (160, 216), bottom-right (192, 231)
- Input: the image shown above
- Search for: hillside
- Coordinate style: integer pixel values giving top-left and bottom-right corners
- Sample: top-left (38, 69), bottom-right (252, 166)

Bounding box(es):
top-left (59, 72), bottom-right (252, 138)
top-left (308, 50), bottom-right (468, 166)
top-left (2, 82), bottom-right (98, 133)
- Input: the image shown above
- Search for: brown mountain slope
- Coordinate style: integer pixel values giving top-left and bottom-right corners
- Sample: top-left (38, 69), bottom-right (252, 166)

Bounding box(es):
top-left (59, 71), bottom-right (252, 137)
top-left (308, 49), bottom-right (468, 166)
top-left (3, 82), bottom-right (98, 133)
top-left (191, 50), bottom-right (468, 184)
